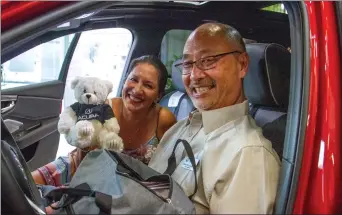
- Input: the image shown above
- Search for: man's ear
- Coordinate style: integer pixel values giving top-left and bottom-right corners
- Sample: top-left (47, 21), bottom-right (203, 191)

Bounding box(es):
top-left (238, 52), bottom-right (249, 79)
top-left (71, 77), bottom-right (82, 89)
top-left (103, 80), bottom-right (113, 94)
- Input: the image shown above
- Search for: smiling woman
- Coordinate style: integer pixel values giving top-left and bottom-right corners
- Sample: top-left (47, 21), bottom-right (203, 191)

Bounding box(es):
top-left (108, 55), bottom-right (176, 164)
top-left (31, 55), bottom-right (176, 189)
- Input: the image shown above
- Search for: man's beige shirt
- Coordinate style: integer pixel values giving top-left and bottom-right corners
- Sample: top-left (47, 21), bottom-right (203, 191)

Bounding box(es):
top-left (149, 100), bottom-right (281, 214)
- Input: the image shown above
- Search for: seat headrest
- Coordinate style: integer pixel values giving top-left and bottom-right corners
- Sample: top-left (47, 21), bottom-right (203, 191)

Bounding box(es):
top-left (244, 43), bottom-right (291, 108)
top-left (171, 58), bottom-right (186, 92)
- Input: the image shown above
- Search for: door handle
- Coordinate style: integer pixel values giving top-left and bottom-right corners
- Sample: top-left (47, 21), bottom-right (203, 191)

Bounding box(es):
top-left (4, 119), bottom-right (23, 133)
top-left (1, 101), bottom-right (15, 113)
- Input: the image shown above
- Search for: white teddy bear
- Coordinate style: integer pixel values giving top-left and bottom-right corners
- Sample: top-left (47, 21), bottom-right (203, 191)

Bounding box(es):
top-left (58, 76), bottom-right (123, 152)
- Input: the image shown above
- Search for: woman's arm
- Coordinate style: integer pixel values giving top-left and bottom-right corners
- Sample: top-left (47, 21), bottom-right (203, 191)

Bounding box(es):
top-left (31, 148), bottom-right (83, 186)
top-left (156, 107), bottom-right (177, 140)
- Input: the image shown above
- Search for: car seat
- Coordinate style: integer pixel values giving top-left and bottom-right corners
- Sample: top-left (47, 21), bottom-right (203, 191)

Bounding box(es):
top-left (159, 59), bottom-right (195, 121)
top-left (244, 43), bottom-right (291, 159)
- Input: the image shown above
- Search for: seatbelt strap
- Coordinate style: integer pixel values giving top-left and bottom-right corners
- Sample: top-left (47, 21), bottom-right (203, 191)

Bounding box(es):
top-left (249, 104), bottom-right (259, 118)
top-left (167, 91), bottom-right (186, 114)
top-left (173, 94), bottom-right (187, 116)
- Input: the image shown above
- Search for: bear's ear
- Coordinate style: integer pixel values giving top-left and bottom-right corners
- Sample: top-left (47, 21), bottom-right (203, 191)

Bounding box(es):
top-left (103, 80), bottom-right (113, 94)
top-left (71, 77), bottom-right (82, 89)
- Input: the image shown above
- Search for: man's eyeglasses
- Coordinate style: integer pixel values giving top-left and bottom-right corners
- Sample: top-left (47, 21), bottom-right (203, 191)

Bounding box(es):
top-left (174, 51), bottom-right (242, 75)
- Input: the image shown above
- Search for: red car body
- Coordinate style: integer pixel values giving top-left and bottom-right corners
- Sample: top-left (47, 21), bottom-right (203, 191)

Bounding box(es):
top-left (294, 2), bottom-right (341, 214)
top-left (2, 1), bottom-right (341, 214)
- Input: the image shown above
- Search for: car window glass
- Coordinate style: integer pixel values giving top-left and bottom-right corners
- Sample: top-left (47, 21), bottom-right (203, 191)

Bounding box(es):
top-left (57, 28), bottom-right (133, 157)
top-left (64, 28), bottom-right (132, 108)
top-left (160, 29), bottom-right (192, 94)
top-left (1, 34), bottom-right (75, 89)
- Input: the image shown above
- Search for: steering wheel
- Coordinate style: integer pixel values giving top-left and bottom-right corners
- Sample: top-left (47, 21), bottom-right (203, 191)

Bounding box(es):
top-left (1, 118), bottom-right (46, 215)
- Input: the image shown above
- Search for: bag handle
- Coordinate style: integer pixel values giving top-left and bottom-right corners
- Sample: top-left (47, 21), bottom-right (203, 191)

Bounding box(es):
top-left (44, 183), bottom-right (95, 209)
top-left (163, 139), bottom-right (198, 199)
top-left (44, 183), bottom-right (111, 215)
top-left (45, 188), bottom-right (95, 203)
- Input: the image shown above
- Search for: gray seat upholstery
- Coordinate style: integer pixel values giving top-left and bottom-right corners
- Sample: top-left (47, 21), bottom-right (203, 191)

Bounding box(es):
top-left (244, 43), bottom-right (291, 158)
top-left (159, 59), bottom-right (195, 121)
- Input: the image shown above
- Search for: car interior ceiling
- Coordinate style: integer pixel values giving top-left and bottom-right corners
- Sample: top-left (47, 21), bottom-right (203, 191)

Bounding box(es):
top-left (2, 1), bottom-right (297, 214)
top-left (1, 1), bottom-right (290, 63)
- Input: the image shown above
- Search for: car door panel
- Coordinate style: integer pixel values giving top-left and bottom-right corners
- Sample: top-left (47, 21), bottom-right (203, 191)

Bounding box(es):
top-left (1, 80), bottom-right (65, 170)
top-left (2, 80), bottom-right (65, 98)
top-left (7, 96), bottom-right (61, 119)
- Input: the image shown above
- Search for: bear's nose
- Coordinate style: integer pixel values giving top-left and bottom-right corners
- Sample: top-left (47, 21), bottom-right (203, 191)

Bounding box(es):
top-left (86, 94), bottom-right (91, 99)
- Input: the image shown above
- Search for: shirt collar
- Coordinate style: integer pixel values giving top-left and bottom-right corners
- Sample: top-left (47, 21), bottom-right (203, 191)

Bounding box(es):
top-left (191, 100), bottom-right (249, 134)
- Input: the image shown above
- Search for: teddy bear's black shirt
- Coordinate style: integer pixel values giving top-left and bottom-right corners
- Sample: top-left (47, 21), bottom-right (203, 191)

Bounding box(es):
top-left (70, 102), bottom-right (114, 124)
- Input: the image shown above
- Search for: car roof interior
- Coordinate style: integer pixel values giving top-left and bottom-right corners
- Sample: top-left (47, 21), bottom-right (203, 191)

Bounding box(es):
top-left (2, 1), bottom-right (290, 63)
top-left (100, 1), bottom-right (290, 44)
top-left (74, 1), bottom-right (290, 45)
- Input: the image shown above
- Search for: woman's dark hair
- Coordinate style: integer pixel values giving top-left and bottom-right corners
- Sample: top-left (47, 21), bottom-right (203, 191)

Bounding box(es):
top-left (127, 55), bottom-right (168, 97)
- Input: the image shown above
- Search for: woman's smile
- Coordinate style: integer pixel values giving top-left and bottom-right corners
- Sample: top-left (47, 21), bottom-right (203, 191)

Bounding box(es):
top-left (127, 91), bottom-right (144, 103)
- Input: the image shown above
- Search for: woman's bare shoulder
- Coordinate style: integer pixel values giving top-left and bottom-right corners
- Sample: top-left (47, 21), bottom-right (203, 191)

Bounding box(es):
top-left (159, 107), bottom-right (176, 121)
top-left (106, 97), bottom-right (121, 106)
top-left (106, 97), bottom-right (122, 116)
top-left (111, 97), bottom-right (122, 104)
top-left (157, 107), bottom-right (177, 138)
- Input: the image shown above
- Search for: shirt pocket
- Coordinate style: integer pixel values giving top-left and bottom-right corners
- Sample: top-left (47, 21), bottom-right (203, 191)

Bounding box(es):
top-left (172, 151), bottom-right (203, 197)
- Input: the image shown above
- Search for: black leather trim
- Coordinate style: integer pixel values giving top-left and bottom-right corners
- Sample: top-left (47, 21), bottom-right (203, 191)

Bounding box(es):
top-left (244, 43), bottom-right (291, 108)
top-left (1, 147), bottom-right (37, 215)
top-left (262, 113), bottom-right (288, 159)
top-left (1, 119), bottom-right (46, 214)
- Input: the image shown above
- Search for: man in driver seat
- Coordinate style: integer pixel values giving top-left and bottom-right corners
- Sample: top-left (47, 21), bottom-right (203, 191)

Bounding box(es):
top-left (148, 22), bottom-right (281, 214)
